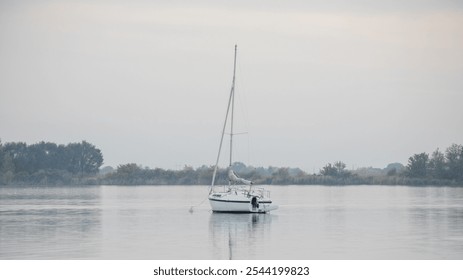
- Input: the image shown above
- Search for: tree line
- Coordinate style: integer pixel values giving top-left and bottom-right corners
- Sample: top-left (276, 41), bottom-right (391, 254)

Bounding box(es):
top-left (0, 140), bottom-right (103, 185)
top-left (404, 144), bottom-right (463, 183)
top-left (1, 140), bottom-right (462, 186)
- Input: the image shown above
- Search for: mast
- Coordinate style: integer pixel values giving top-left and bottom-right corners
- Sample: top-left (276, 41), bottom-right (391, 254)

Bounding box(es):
top-left (211, 45), bottom-right (238, 189)
top-left (229, 44), bottom-right (237, 167)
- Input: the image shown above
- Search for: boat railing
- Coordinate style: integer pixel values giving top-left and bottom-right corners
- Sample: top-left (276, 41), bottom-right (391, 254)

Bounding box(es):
top-left (213, 185), bottom-right (271, 199)
top-left (249, 187), bottom-right (270, 199)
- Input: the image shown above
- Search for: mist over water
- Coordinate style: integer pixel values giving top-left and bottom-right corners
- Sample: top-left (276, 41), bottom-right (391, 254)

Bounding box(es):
top-left (1, 185), bottom-right (462, 259)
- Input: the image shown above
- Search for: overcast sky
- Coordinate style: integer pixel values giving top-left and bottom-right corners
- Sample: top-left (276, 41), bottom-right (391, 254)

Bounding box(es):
top-left (1, 0), bottom-right (462, 171)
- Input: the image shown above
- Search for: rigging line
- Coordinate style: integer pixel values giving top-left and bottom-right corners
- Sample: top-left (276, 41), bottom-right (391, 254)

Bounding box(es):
top-left (234, 47), bottom-right (252, 166)
top-left (247, 129), bottom-right (251, 167)
top-left (189, 195), bottom-right (209, 213)
top-left (211, 45), bottom-right (237, 189)
top-left (236, 49), bottom-right (250, 136)
top-left (211, 79), bottom-right (233, 188)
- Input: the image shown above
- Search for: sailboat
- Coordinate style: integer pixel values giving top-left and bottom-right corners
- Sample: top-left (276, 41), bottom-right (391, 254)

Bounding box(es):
top-left (208, 45), bottom-right (278, 213)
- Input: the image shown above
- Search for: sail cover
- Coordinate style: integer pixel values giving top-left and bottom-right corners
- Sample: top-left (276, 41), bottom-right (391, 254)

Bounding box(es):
top-left (228, 169), bottom-right (253, 185)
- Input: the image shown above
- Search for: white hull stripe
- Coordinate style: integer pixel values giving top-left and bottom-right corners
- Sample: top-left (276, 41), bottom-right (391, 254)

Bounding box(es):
top-left (208, 198), bottom-right (272, 204)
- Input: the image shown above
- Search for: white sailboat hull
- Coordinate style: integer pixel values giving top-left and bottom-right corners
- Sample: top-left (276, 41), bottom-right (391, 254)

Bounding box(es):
top-left (208, 192), bottom-right (278, 213)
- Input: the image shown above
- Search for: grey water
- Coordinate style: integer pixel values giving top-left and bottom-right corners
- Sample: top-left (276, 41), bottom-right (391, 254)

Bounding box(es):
top-left (1, 185), bottom-right (463, 259)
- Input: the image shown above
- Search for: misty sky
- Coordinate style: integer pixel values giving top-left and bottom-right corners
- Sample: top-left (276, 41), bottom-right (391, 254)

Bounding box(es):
top-left (1, 0), bottom-right (462, 172)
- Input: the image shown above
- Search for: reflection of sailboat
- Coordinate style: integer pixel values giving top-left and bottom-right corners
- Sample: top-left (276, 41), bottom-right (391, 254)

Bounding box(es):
top-left (208, 45), bottom-right (278, 213)
top-left (209, 213), bottom-right (273, 259)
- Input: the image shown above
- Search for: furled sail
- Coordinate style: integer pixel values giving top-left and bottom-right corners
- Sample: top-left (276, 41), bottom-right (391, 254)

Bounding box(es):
top-left (228, 169), bottom-right (253, 185)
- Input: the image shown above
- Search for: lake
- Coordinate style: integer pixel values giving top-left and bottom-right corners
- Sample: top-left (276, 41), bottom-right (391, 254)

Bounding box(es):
top-left (1, 185), bottom-right (463, 259)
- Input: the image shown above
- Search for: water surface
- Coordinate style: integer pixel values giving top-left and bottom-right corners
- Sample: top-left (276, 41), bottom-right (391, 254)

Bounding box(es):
top-left (1, 185), bottom-right (462, 259)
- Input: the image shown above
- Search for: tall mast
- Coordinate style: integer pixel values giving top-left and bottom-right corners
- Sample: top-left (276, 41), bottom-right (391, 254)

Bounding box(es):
top-left (211, 45), bottom-right (238, 189)
top-left (229, 44), bottom-right (237, 167)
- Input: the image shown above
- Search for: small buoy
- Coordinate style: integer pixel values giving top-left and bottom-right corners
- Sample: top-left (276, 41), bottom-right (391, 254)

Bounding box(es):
top-left (189, 206), bottom-right (194, 213)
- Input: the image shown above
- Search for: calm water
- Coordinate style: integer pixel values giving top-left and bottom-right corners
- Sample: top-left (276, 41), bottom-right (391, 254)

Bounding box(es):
top-left (1, 185), bottom-right (463, 259)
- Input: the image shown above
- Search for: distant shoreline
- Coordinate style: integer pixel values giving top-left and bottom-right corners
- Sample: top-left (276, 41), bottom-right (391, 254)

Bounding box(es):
top-left (2, 141), bottom-right (462, 187)
top-left (2, 176), bottom-right (462, 187)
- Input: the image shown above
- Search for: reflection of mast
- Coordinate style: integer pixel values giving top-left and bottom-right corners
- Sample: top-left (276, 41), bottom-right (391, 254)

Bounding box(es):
top-left (228, 230), bottom-right (233, 260)
top-left (209, 213), bottom-right (273, 259)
